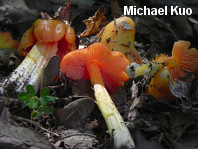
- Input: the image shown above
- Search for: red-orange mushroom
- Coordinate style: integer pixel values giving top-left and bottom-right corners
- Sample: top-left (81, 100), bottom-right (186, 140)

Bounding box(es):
top-left (146, 40), bottom-right (197, 100)
top-left (154, 40), bottom-right (198, 81)
top-left (60, 43), bottom-right (135, 148)
top-left (61, 42), bottom-right (129, 92)
top-left (18, 19), bottom-right (76, 60)
top-left (126, 40), bottom-right (198, 101)
top-left (0, 18), bottom-right (76, 96)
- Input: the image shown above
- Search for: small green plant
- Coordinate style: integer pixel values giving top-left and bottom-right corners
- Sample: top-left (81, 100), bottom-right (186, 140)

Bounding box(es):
top-left (18, 84), bottom-right (55, 120)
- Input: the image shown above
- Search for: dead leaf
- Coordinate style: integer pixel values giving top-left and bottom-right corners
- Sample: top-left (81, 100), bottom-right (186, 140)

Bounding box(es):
top-left (71, 79), bottom-right (94, 99)
top-left (0, 49), bottom-right (19, 67)
top-left (138, 94), bottom-right (177, 113)
top-left (0, 0), bottom-right (39, 24)
top-left (85, 119), bottom-right (98, 130)
top-left (54, 0), bottom-right (72, 22)
top-left (54, 97), bottom-right (95, 129)
top-left (169, 79), bottom-right (190, 99)
top-left (54, 129), bottom-right (98, 148)
top-left (80, 5), bottom-right (107, 37)
top-left (135, 131), bottom-right (165, 149)
top-left (41, 56), bottom-right (60, 89)
top-left (169, 109), bottom-right (194, 140)
top-left (0, 106), bottom-right (53, 149)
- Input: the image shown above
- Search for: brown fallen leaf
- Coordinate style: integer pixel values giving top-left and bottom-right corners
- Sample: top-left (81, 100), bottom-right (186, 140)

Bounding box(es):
top-left (169, 79), bottom-right (190, 99)
top-left (54, 129), bottom-right (98, 148)
top-left (80, 5), bottom-right (107, 37)
top-left (0, 105), bottom-right (53, 149)
top-left (54, 97), bottom-right (95, 129)
top-left (54, 0), bottom-right (71, 22)
top-left (85, 119), bottom-right (98, 130)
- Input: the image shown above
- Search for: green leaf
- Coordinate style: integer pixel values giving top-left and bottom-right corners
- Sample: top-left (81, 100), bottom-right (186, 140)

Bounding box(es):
top-left (18, 92), bottom-right (31, 101)
top-left (24, 100), bottom-right (30, 105)
top-left (40, 97), bottom-right (47, 106)
top-left (40, 88), bottom-right (50, 97)
top-left (43, 96), bottom-right (55, 103)
top-left (26, 85), bottom-right (35, 96)
top-left (38, 105), bottom-right (45, 113)
top-left (44, 106), bottom-right (54, 115)
top-left (28, 98), bottom-right (38, 109)
top-left (31, 110), bottom-right (42, 119)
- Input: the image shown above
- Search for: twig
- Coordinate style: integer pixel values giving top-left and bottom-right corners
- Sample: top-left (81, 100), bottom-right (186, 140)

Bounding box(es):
top-left (113, 18), bottom-right (118, 34)
top-left (58, 133), bottom-right (96, 140)
top-left (141, 48), bottom-right (151, 60)
top-left (11, 115), bottom-right (59, 137)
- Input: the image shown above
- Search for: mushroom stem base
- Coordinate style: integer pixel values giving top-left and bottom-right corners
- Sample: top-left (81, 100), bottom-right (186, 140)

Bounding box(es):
top-left (94, 84), bottom-right (135, 149)
top-left (0, 42), bottom-right (58, 97)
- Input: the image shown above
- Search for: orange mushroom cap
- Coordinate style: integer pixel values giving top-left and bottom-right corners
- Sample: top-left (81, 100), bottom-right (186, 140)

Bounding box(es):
top-left (33, 19), bottom-right (66, 42)
top-left (154, 40), bottom-right (198, 81)
top-left (0, 32), bottom-right (18, 49)
top-left (18, 27), bottom-right (36, 55)
top-left (60, 42), bottom-right (130, 93)
top-left (18, 19), bottom-right (76, 60)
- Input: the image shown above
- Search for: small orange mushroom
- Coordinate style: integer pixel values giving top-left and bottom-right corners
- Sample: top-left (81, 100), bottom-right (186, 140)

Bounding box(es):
top-left (146, 40), bottom-right (197, 100)
top-left (126, 40), bottom-right (197, 101)
top-left (61, 42), bottom-right (129, 93)
top-left (154, 40), bottom-right (198, 81)
top-left (18, 19), bottom-right (76, 60)
top-left (60, 43), bottom-right (135, 148)
top-left (0, 2), bottom-right (77, 96)
top-left (0, 18), bottom-right (76, 96)
top-left (0, 32), bottom-right (18, 49)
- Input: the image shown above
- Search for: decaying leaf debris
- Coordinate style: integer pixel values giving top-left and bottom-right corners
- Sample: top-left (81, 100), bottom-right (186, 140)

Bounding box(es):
top-left (80, 5), bottom-right (107, 37)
